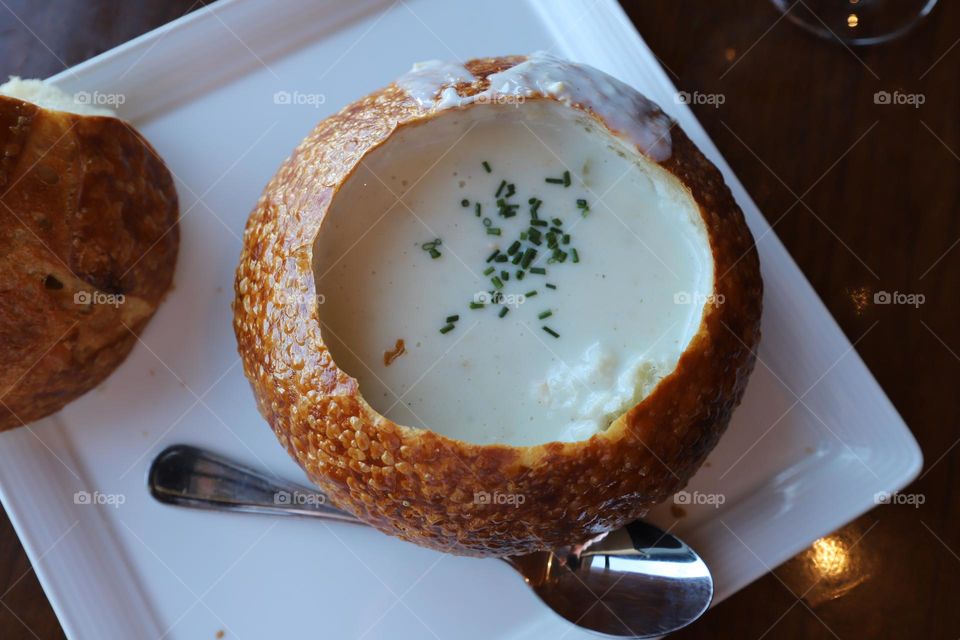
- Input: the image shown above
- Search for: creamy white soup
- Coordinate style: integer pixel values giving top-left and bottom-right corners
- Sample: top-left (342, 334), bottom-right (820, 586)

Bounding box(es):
top-left (313, 100), bottom-right (713, 446)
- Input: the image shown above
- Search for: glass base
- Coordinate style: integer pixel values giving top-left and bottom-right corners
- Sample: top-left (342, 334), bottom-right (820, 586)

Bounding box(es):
top-left (772, 0), bottom-right (939, 45)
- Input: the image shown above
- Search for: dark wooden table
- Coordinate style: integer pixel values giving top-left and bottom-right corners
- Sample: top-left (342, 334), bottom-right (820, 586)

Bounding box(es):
top-left (2, 1), bottom-right (958, 638)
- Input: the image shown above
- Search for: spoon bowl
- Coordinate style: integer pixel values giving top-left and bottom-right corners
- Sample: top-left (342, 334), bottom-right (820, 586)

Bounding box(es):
top-left (507, 523), bottom-right (712, 637)
top-left (149, 445), bottom-right (713, 638)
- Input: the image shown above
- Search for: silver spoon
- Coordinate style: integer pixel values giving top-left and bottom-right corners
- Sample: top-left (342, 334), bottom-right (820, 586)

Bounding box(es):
top-left (148, 444), bottom-right (713, 638)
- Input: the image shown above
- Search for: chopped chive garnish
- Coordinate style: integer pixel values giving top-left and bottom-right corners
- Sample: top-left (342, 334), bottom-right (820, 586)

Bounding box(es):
top-left (442, 164), bottom-right (593, 327)
top-left (422, 238), bottom-right (442, 258)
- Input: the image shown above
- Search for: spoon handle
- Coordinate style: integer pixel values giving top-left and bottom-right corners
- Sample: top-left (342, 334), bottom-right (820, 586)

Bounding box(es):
top-left (148, 444), bottom-right (360, 524)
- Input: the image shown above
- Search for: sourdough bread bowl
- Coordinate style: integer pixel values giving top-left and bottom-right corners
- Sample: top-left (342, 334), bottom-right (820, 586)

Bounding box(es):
top-left (234, 53), bottom-right (762, 557)
top-left (0, 79), bottom-right (179, 430)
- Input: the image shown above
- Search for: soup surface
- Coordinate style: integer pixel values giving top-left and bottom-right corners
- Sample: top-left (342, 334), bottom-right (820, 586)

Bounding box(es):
top-left (314, 101), bottom-right (712, 445)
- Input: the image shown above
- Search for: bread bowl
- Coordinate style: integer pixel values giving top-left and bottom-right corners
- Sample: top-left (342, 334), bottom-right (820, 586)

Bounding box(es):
top-left (0, 78), bottom-right (179, 430)
top-left (234, 53), bottom-right (762, 556)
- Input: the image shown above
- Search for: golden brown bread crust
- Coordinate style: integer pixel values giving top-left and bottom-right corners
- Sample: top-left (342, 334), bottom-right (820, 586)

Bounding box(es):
top-left (234, 56), bottom-right (762, 556)
top-left (0, 95), bottom-right (179, 430)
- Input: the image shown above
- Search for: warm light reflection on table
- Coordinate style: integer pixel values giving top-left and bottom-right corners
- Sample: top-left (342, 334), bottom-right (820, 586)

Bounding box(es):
top-left (781, 527), bottom-right (872, 607)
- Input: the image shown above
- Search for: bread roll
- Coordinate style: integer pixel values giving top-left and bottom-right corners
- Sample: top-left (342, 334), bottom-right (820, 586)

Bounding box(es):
top-left (0, 80), bottom-right (179, 430)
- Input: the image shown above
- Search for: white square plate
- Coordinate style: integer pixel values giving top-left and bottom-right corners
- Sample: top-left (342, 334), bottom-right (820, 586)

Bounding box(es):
top-left (0, 1), bottom-right (921, 638)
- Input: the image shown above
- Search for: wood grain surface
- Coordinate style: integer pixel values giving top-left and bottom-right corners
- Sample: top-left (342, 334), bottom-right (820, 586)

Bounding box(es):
top-left (1, 1), bottom-right (957, 638)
